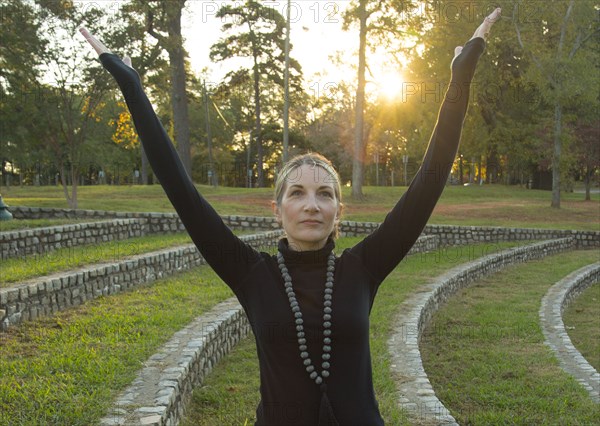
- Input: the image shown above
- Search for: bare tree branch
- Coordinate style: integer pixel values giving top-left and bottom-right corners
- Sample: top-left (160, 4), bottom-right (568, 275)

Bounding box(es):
top-left (569, 27), bottom-right (600, 59)
top-left (556, 0), bottom-right (575, 60)
top-left (512, 2), bottom-right (556, 88)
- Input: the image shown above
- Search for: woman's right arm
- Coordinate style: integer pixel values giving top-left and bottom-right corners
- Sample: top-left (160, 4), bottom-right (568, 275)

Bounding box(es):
top-left (80, 29), bottom-right (260, 289)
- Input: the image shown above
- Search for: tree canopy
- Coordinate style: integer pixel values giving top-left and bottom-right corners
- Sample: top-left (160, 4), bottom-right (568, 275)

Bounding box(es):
top-left (1, 0), bottom-right (598, 207)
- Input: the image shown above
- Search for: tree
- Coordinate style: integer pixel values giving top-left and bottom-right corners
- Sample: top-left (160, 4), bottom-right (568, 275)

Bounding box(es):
top-left (343, 0), bottom-right (422, 199)
top-left (210, 0), bottom-right (302, 187)
top-left (7, 1), bottom-right (114, 207)
top-left (303, 77), bottom-right (357, 185)
top-left (125, 0), bottom-right (193, 177)
top-left (573, 119), bottom-right (600, 201)
top-left (0, 0), bottom-right (47, 186)
top-left (107, 3), bottom-right (169, 185)
top-left (512, 0), bottom-right (599, 208)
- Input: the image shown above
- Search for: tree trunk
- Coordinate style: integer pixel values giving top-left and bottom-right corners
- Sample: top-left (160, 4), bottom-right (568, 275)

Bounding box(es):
top-left (352, 0), bottom-right (367, 200)
top-left (253, 49), bottom-right (264, 188)
top-left (551, 101), bottom-right (562, 208)
top-left (71, 165), bottom-right (78, 210)
top-left (283, 0), bottom-right (291, 164)
top-left (584, 167), bottom-right (591, 201)
top-left (59, 163), bottom-right (76, 209)
top-left (141, 143), bottom-right (149, 185)
top-left (168, 3), bottom-right (192, 178)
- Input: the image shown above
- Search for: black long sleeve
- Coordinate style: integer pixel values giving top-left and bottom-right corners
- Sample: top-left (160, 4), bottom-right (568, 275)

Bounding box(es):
top-left (99, 53), bottom-right (260, 290)
top-left (349, 37), bottom-right (486, 284)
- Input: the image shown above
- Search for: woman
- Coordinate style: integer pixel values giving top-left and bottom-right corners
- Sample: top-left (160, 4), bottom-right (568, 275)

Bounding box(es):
top-left (81, 8), bottom-right (500, 425)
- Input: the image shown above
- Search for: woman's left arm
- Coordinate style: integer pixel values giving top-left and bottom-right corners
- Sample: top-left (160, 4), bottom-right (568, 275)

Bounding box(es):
top-left (350, 8), bottom-right (501, 283)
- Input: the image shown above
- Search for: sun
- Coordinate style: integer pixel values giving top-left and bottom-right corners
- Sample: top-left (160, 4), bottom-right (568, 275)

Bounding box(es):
top-left (375, 70), bottom-right (405, 101)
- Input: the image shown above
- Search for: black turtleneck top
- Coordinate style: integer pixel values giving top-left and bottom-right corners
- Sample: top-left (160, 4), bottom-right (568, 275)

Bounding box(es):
top-left (99, 37), bottom-right (485, 425)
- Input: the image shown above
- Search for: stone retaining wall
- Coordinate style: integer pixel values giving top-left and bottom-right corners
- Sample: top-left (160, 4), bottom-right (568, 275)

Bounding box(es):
top-left (561, 265), bottom-right (600, 311)
top-left (8, 206), bottom-right (600, 246)
top-left (100, 298), bottom-right (249, 426)
top-left (6, 209), bottom-right (598, 262)
top-left (0, 231), bottom-right (283, 331)
top-left (417, 238), bottom-right (575, 336)
top-left (388, 237), bottom-right (576, 425)
top-left (1, 219), bottom-right (148, 260)
top-left (0, 232), bottom-right (437, 332)
top-left (8, 206), bottom-right (282, 233)
top-left (540, 262), bottom-right (600, 402)
top-left (423, 224), bottom-right (599, 248)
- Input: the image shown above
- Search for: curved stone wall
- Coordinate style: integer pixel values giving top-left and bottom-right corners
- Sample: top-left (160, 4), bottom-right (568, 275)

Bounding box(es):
top-left (540, 263), bottom-right (600, 402)
top-left (100, 298), bottom-right (249, 426)
top-left (0, 231), bottom-right (283, 330)
top-left (387, 238), bottom-right (575, 425)
top-left (9, 207), bottom-right (600, 248)
top-left (1, 219), bottom-right (147, 260)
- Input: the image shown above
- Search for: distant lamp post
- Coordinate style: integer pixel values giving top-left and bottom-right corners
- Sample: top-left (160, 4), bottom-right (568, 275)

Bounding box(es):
top-left (402, 154), bottom-right (409, 186)
top-left (282, 0), bottom-right (291, 163)
top-left (0, 195), bottom-right (13, 221)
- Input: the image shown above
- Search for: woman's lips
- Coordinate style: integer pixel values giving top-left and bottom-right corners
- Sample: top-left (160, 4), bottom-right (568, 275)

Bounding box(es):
top-left (301, 220), bottom-right (322, 225)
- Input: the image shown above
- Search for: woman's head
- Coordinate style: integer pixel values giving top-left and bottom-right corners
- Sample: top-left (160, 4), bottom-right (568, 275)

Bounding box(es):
top-left (272, 153), bottom-right (343, 251)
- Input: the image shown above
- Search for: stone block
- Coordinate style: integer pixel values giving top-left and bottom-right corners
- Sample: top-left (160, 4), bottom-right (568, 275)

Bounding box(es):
top-left (6, 289), bottom-right (19, 304)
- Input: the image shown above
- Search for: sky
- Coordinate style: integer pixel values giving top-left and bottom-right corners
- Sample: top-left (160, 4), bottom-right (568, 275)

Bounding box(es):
top-left (179, 0), bottom-right (406, 99)
top-left (182, 1), bottom-right (356, 84)
top-left (65, 0), bottom-right (406, 99)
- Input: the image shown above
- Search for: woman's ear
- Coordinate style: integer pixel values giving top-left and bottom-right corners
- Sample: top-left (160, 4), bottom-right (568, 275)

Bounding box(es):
top-left (272, 200), bottom-right (281, 223)
top-left (335, 202), bottom-right (343, 222)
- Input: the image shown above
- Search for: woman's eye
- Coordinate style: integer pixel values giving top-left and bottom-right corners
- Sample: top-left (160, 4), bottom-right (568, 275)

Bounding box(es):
top-left (290, 190), bottom-right (302, 196)
top-left (320, 191), bottom-right (333, 198)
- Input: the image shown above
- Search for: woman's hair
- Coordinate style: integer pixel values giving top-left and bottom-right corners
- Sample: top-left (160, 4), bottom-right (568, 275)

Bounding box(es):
top-left (273, 152), bottom-right (343, 239)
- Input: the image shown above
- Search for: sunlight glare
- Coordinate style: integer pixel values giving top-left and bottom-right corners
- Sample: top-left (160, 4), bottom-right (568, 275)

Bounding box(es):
top-left (376, 70), bottom-right (405, 101)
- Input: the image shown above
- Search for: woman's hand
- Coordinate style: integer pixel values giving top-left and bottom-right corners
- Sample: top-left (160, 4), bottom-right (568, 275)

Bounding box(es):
top-left (471, 7), bottom-right (501, 41)
top-left (453, 7), bottom-right (501, 60)
top-left (79, 27), bottom-right (132, 67)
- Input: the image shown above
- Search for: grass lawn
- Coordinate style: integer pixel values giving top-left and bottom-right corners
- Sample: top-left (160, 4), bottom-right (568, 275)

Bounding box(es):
top-left (181, 239), bottom-right (526, 425)
top-left (0, 184), bottom-right (598, 424)
top-left (563, 282), bottom-right (600, 372)
top-left (0, 265), bottom-right (235, 426)
top-left (2, 183), bottom-right (598, 230)
top-left (0, 233), bottom-right (192, 287)
top-left (0, 218), bottom-right (99, 232)
top-left (420, 250), bottom-right (600, 425)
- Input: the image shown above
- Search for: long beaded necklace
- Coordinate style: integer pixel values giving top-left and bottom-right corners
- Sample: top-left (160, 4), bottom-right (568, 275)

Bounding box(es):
top-left (276, 251), bottom-right (336, 386)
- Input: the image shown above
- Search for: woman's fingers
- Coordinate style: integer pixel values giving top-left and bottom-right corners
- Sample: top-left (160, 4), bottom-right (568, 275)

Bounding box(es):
top-left (79, 27), bottom-right (112, 55)
top-left (472, 7), bottom-right (501, 40)
top-left (485, 7), bottom-right (502, 24)
top-left (123, 56), bottom-right (132, 68)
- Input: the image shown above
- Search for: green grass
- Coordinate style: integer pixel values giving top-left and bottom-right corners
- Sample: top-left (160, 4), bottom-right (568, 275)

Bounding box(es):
top-left (420, 250), bottom-right (600, 425)
top-left (0, 233), bottom-right (193, 287)
top-left (2, 183), bottom-right (598, 230)
top-left (0, 219), bottom-right (97, 232)
top-left (0, 265), bottom-right (235, 426)
top-left (563, 282), bottom-right (600, 372)
top-left (181, 239), bottom-right (526, 425)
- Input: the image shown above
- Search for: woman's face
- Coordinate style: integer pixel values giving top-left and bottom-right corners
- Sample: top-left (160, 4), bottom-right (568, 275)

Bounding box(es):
top-left (273, 164), bottom-right (341, 251)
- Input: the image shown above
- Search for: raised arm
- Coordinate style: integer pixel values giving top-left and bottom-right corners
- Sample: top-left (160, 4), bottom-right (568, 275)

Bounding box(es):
top-left (349, 8), bottom-right (501, 283)
top-left (80, 28), bottom-right (260, 289)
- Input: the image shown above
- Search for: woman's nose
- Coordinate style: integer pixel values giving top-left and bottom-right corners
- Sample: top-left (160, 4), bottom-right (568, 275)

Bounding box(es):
top-left (303, 194), bottom-right (320, 211)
